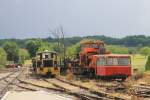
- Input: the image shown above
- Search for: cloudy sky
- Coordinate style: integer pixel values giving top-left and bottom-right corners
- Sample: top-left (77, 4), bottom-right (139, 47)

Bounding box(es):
top-left (0, 0), bottom-right (150, 39)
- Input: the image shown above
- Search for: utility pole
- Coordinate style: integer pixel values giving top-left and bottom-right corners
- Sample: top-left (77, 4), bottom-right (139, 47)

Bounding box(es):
top-left (60, 26), bottom-right (66, 68)
top-left (48, 26), bottom-right (66, 68)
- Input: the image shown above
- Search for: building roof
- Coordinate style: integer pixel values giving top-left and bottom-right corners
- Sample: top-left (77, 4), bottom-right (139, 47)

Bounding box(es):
top-left (93, 54), bottom-right (130, 57)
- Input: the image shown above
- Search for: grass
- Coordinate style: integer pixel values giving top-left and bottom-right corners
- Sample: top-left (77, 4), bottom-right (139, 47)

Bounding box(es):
top-left (0, 65), bottom-right (5, 70)
top-left (131, 54), bottom-right (147, 73)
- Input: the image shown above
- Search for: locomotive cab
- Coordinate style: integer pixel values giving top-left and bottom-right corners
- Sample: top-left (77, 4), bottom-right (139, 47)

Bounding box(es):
top-left (34, 51), bottom-right (60, 77)
top-left (79, 40), bottom-right (105, 67)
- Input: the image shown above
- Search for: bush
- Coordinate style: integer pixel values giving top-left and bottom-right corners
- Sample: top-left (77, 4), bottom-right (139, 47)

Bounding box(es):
top-left (3, 41), bottom-right (19, 63)
top-left (0, 48), bottom-right (7, 68)
top-left (66, 43), bottom-right (80, 57)
top-left (18, 49), bottom-right (30, 64)
top-left (145, 55), bottom-right (150, 71)
top-left (106, 45), bottom-right (129, 54)
top-left (139, 47), bottom-right (150, 57)
top-left (37, 42), bottom-right (54, 52)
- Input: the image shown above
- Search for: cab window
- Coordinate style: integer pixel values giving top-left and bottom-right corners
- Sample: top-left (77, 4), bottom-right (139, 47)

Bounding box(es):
top-left (97, 57), bottom-right (105, 66)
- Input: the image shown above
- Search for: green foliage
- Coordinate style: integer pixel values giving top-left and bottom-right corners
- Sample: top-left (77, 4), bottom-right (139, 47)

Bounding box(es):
top-left (2, 35), bottom-right (150, 48)
top-left (0, 48), bottom-right (7, 68)
top-left (26, 39), bottom-right (42, 57)
top-left (18, 49), bottom-right (30, 64)
top-left (128, 47), bottom-right (137, 54)
top-left (145, 55), bottom-right (150, 71)
top-left (3, 41), bottom-right (19, 63)
top-left (26, 39), bottom-right (62, 57)
top-left (131, 54), bottom-right (147, 72)
top-left (66, 43), bottom-right (80, 57)
top-left (50, 43), bottom-right (63, 54)
top-left (3, 35), bottom-right (150, 60)
top-left (139, 47), bottom-right (150, 57)
top-left (122, 35), bottom-right (148, 47)
top-left (38, 42), bottom-right (53, 52)
top-left (145, 56), bottom-right (150, 71)
top-left (106, 45), bottom-right (129, 54)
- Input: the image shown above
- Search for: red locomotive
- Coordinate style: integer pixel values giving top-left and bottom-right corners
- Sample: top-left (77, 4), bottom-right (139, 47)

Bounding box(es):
top-left (72, 40), bottom-right (131, 80)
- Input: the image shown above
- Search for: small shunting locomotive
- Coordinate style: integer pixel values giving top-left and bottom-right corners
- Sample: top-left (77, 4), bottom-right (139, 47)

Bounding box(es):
top-left (32, 50), bottom-right (60, 77)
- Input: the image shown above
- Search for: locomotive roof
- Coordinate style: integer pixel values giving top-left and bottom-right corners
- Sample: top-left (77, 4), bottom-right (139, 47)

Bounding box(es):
top-left (93, 54), bottom-right (130, 57)
top-left (80, 40), bottom-right (104, 45)
top-left (37, 51), bottom-right (57, 54)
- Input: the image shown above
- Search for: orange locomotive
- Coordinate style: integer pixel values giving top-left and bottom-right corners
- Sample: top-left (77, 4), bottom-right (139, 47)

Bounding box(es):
top-left (72, 40), bottom-right (131, 80)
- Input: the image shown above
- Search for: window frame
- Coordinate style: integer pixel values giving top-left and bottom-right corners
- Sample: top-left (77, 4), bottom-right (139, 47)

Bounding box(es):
top-left (96, 56), bottom-right (131, 66)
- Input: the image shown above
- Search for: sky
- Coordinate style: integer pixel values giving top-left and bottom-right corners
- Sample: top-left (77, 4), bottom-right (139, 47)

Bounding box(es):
top-left (0, 0), bottom-right (150, 39)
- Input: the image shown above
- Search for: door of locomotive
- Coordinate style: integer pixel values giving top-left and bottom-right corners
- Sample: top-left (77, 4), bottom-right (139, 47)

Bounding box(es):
top-left (95, 56), bottom-right (106, 75)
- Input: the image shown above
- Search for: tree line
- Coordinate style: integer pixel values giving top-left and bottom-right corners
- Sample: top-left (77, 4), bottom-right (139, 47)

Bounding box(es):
top-left (0, 41), bottom-right (30, 68)
top-left (1, 35), bottom-right (150, 48)
top-left (1, 35), bottom-right (150, 68)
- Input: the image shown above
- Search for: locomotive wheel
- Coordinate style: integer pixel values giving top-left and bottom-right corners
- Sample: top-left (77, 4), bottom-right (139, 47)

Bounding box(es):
top-left (121, 75), bottom-right (127, 81)
top-left (89, 72), bottom-right (94, 79)
top-left (47, 72), bottom-right (52, 78)
top-left (88, 69), bottom-right (95, 79)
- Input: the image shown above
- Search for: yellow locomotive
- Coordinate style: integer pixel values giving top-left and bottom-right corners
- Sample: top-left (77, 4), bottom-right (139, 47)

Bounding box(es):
top-left (32, 50), bottom-right (60, 77)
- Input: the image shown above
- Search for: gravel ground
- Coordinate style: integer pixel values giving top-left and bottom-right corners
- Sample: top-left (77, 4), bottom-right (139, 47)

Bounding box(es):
top-left (1, 91), bottom-right (73, 100)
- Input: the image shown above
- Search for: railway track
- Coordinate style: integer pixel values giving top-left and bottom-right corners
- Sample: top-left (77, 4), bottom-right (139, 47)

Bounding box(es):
top-left (96, 80), bottom-right (150, 99)
top-left (44, 79), bottom-right (106, 100)
top-left (0, 67), bottom-right (85, 99)
top-left (17, 72), bottom-right (113, 100)
top-left (0, 68), bottom-right (19, 73)
top-left (32, 76), bottom-right (148, 99)
top-left (43, 77), bottom-right (124, 100)
top-left (0, 69), bottom-right (75, 99)
top-left (96, 80), bottom-right (128, 93)
top-left (17, 77), bottom-right (103, 100)
top-left (57, 77), bottom-right (131, 99)
top-left (0, 69), bottom-right (18, 81)
top-left (16, 77), bottom-right (78, 99)
top-left (12, 68), bottom-right (131, 100)
top-left (0, 69), bottom-right (23, 98)
top-left (2, 66), bottom-right (150, 99)
top-left (0, 67), bottom-right (40, 99)
top-left (15, 71), bottom-right (141, 100)
top-left (130, 83), bottom-right (150, 98)
top-left (0, 67), bottom-right (131, 100)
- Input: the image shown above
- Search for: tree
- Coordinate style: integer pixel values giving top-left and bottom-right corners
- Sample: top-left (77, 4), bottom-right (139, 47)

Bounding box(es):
top-left (18, 49), bottom-right (30, 64)
top-left (26, 39), bottom-right (42, 57)
top-left (3, 41), bottom-right (19, 63)
top-left (38, 42), bottom-right (53, 52)
top-left (106, 45), bottom-right (129, 54)
top-left (139, 47), bottom-right (150, 57)
top-left (145, 56), bottom-right (150, 71)
top-left (66, 43), bottom-right (80, 57)
top-left (0, 48), bottom-right (7, 68)
top-left (49, 26), bottom-right (66, 61)
top-left (128, 48), bottom-right (137, 55)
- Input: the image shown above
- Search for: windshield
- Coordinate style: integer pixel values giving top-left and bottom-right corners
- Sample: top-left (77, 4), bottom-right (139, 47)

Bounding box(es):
top-left (97, 57), bottom-right (130, 66)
